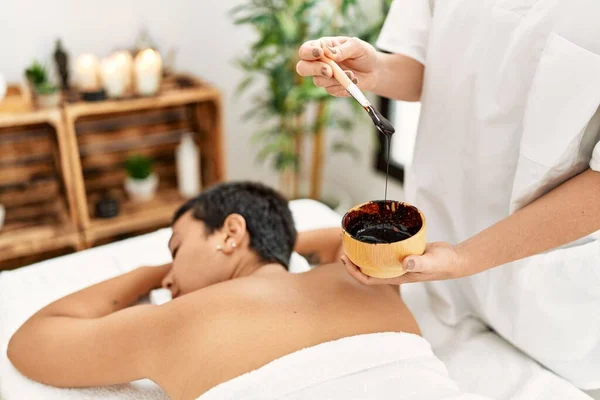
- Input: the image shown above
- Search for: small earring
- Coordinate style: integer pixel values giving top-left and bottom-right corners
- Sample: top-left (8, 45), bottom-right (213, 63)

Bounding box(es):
top-left (216, 244), bottom-right (223, 252)
top-left (231, 242), bottom-right (237, 248)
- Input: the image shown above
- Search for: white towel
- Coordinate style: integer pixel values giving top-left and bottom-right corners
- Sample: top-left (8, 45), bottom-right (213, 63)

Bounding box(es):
top-left (198, 332), bottom-right (491, 400)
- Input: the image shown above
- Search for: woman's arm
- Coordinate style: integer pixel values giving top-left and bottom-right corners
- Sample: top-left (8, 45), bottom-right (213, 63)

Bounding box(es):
top-left (456, 168), bottom-right (600, 275)
top-left (372, 52), bottom-right (424, 102)
top-left (31, 264), bottom-right (170, 319)
top-left (7, 265), bottom-right (171, 387)
top-left (344, 169), bottom-right (600, 284)
top-left (295, 228), bottom-right (345, 265)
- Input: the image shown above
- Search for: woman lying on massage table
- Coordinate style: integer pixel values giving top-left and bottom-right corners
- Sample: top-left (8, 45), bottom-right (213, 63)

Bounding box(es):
top-left (7, 182), bottom-right (420, 399)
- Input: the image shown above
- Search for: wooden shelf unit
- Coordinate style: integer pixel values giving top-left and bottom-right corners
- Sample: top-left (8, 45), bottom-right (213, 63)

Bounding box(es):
top-left (63, 81), bottom-right (225, 246)
top-left (0, 109), bottom-right (80, 264)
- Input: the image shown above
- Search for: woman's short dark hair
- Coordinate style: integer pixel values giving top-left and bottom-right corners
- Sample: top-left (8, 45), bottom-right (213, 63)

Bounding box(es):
top-left (173, 181), bottom-right (296, 269)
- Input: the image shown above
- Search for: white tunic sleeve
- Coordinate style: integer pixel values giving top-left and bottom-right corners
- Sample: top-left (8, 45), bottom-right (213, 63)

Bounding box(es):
top-left (376, 0), bottom-right (434, 65)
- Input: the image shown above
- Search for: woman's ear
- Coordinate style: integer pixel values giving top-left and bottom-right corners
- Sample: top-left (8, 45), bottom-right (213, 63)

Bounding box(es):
top-left (222, 213), bottom-right (247, 252)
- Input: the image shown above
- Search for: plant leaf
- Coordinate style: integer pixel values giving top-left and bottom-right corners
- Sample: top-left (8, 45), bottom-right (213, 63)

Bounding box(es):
top-left (340, 0), bottom-right (357, 14)
top-left (256, 142), bottom-right (281, 163)
top-left (228, 3), bottom-right (255, 17)
top-left (294, 0), bottom-right (318, 18)
top-left (275, 12), bottom-right (298, 43)
top-left (250, 126), bottom-right (280, 144)
top-left (235, 75), bottom-right (255, 95)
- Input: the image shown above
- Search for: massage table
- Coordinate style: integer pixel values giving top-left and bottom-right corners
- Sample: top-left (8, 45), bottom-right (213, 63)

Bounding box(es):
top-left (0, 199), bottom-right (597, 399)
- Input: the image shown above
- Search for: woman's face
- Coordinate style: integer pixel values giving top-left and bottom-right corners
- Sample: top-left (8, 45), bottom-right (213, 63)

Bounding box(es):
top-left (161, 211), bottom-right (234, 297)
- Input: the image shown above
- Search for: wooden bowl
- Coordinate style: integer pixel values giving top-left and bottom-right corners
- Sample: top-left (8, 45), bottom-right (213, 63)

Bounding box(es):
top-left (341, 200), bottom-right (426, 278)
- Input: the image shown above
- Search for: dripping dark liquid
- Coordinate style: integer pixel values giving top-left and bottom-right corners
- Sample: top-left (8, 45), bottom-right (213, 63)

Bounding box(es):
top-left (364, 105), bottom-right (395, 202)
top-left (355, 223), bottom-right (412, 244)
top-left (385, 135), bottom-right (390, 202)
top-left (342, 201), bottom-right (423, 244)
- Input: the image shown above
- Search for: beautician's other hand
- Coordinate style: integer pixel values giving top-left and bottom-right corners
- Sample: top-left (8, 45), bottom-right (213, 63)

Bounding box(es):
top-left (296, 36), bottom-right (378, 97)
top-left (342, 242), bottom-right (465, 285)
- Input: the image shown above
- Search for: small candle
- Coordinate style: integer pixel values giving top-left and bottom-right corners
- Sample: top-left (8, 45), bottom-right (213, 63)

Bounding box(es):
top-left (134, 49), bottom-right (162, 96)
top-left (111, 50), bottom-right (133, 90)
top-left (100, 57), bottom-right (125, 98)
top-left (75, 53), bottom-right (100, 91)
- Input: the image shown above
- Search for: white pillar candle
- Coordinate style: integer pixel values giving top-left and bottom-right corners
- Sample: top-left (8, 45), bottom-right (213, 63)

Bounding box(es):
top-left (75, 53), bottom-right (100, 91)
top-left (134, 49), bottom-right (162, 96)
top-left (111, 50), bottom-right (133, 89)
top-left (100, 57), bottom-right (126, 98)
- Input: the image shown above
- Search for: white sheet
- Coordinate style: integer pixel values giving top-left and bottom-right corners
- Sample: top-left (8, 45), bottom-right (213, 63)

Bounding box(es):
top-left (0, 199), bottom-right (594, 399)
top-left (402, 282), bottom-right (594, 400)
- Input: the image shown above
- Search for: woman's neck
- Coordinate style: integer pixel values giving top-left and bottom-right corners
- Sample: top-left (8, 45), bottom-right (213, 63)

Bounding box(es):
top-left (230, 256), bottom-right (285, 280)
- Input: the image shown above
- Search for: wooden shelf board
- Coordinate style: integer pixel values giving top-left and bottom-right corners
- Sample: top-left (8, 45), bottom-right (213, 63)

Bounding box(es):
top-left (0, 222), bottom-right (79, 261)
top-left (65, 87), bottom-right (220, 119)
top-left (0, 108), bottom-right (61, 128)
top-left (84, 189), bottom-right (184, 243)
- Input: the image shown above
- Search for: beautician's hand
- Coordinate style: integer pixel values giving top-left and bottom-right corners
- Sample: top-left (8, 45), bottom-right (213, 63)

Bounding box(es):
top-left (341, 242), bottom-right (465, 285)
top-left (296, 36), bottom-right (378, 97)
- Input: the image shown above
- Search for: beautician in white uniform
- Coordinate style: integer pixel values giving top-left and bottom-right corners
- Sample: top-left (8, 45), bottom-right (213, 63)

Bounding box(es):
top-left (298, 0), bottom-right (600, 390)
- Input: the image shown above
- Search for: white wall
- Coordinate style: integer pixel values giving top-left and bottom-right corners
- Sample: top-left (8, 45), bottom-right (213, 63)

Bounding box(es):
top-left (0, 0), bottom-right (403, 205)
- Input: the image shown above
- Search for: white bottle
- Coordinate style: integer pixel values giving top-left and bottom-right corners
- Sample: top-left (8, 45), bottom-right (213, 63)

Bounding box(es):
top-left (176, 133), bottom-right (201, 198)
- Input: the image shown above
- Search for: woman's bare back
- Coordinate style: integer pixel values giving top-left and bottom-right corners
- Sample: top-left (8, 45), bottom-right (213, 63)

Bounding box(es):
top-left (157, 263), bottom-right (419, 399)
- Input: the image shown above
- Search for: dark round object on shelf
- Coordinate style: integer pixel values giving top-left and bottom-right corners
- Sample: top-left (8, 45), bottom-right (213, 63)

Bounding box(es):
top-left (81, 89), bottom-right (106, 102)
top-left (95, 197), bottom-right (120, 219)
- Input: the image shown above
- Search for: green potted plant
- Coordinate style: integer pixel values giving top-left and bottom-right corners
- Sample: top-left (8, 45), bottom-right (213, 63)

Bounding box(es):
top-left (25, 60), bottom-right (60, 108)
top-left (124, 154), bottom-right (158, 201)
top-left (232, 0), bottom-right (388, 207)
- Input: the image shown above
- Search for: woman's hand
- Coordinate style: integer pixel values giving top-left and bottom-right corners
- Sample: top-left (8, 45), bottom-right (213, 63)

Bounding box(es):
top-left (138, 263), bottom-right (172, 292)
top-left (296, 36), bottom-right (378, 97)
top-left (342, 242), bottom-right (466, 285)
top-left (295, 228), bottom-right (345, 265)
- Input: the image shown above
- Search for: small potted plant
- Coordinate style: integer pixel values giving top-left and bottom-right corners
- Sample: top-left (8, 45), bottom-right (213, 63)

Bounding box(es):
top-left (124, 154), bottom-right (158, 201)
top-left (25, 60), bottom-right (60, 108)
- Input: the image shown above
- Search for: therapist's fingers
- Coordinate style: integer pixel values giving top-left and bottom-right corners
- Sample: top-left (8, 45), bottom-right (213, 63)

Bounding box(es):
top-left (401, 242), bottom-right (462, 279)
top-left (341, 255), bottom-right (416, 286)
top-left (296, 60), bottom-right (332, 78)
top-left (312, 71), bottom-right (358, 88)
top-left (312, 76), bottom-right (338, 88)
top-left (297, 39), bottom-right (325, 61)
top-left (341, 255), bottom-right (372, 285)
top-left (402, 255), bottom-right (428, 274)
top-left (326, 87), bottom-right (350, 97)
top-left (323, 37), bottom-right (367, 63)
top-left (343, 242), bottom-right (464, 286)
top-left (311, 78), bottom-right (351, 97)
top-left (298, 37), bottom-right (346, 60)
